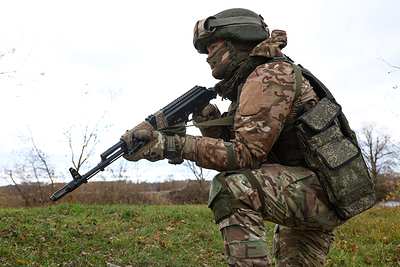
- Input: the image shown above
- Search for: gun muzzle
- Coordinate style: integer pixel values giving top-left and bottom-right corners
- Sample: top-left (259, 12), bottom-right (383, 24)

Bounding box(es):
top-left (49, 168), bottom-right (87, 202)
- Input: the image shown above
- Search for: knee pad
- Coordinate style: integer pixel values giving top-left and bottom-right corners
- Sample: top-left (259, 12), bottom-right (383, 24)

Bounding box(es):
top-left (208, 172), bottom-right (236, 224)
top-left (208, 172), bottom-right (254, 224)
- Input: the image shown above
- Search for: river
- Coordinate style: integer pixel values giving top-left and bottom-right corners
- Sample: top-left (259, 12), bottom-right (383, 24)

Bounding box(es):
top-left (377, 201), bottom-right (400, 207)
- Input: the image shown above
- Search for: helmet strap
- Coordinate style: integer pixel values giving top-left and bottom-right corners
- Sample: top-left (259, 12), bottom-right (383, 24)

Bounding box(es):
top-left (224, 40), bottom-right (251, 81)
top-left (226, 40), bottom-right (237, 62)
top-left (224, 40), bottom-right (237, 81)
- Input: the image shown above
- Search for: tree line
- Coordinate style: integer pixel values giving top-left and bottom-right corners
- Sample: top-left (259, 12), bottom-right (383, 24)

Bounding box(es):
top-left (1, 45), bottom-right (399, 208)
top-left (2, 119), bottom-right (399, 208)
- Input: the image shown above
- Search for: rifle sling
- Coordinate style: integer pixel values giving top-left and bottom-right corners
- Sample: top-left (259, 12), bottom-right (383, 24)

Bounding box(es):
top-left (220, 169), bottom-right (266, 214)
top-left (230, 199), bottom-right (252, 210)
top-left (239, 169), bottom-right (266, 214)
top-left (224, 142), bottom-right (236, 171)
top-left (194, 116), bottom-right (234, 127)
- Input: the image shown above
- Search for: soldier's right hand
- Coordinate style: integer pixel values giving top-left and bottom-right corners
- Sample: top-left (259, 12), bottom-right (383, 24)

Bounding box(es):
top-left (193, 104), bottom-right (221, 126)
top-left (193, 104), bottom-right (223, 138)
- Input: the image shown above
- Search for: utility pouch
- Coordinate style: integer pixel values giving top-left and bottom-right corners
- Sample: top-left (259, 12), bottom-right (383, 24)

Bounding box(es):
top-left (294, 97), bottom-right (376, 220)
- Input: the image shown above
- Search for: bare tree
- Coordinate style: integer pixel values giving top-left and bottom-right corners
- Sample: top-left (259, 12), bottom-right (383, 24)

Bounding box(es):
top-left (0, 47), bottom-right (17, 77)
top-left (63, 115), bottom-right (106, 202)
top-left (26, 127), bottom-right (56, 194)
top-left (2, 128), bottom-right (56, 206)
top-left (182, 161), bottom-right (213, 202)
top-left (358, 121), bottom-right (400, 185)
top-left (0, 37), bottom-right (36, 80)
top-left (3, 169), bottom-right (31, 207)
top-left (379, 56), bottom-right (400, 74)
top-left (108, 160), bottom-right (132, 194)
top-left (377, 56), bottom-right (399, 115)
top-left (63, 116), bottom-right (104, 173)
top-left (130, 161), bottom-right (158, 184)
top-left (89, 160), bottom-right (132, 204)
top-left (62, 86), bottom-right (122, 202)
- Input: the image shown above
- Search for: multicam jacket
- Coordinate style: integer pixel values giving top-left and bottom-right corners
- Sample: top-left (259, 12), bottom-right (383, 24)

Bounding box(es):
top-left (181, 30), bottom-right (320, 171)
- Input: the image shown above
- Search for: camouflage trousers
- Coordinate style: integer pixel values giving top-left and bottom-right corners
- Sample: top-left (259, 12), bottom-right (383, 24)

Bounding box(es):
top-left (210, 164), bottom-right (345, 267)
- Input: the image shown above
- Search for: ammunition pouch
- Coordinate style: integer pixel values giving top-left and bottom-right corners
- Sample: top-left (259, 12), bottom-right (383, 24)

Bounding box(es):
top-left (293, 97), bottom-right (376, 220)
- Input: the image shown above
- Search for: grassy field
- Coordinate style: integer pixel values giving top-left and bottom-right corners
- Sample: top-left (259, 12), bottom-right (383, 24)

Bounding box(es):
top-left (0, 204), bottom-right (399, 266)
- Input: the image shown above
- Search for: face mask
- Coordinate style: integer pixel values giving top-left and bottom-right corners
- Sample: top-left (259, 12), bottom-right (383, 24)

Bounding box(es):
top-left (206, 42), bottom-right (232, 80)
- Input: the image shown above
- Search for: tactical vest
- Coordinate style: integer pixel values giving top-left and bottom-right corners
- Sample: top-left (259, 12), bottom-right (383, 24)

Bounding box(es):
top-left (209, 55), bottom-right (376, 220)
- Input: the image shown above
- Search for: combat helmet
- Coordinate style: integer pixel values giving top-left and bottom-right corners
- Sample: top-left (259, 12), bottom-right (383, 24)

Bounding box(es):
top-left (193, 8), bottom-right (270, 54)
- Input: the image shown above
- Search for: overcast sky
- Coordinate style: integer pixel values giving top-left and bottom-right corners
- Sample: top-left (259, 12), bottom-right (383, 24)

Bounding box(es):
top-left (1, 0), bottom-right (399, 185)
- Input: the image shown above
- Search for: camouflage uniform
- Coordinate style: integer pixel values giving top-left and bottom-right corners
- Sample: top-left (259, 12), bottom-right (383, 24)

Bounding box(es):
top-left (179, 30), bottom-right (345, 266)
top-left (180, 30), bottom-right (320, 171)
top-left (216, 165), bottom-right (342, 266)
top-left (122, 9), bottom-right (346, 266)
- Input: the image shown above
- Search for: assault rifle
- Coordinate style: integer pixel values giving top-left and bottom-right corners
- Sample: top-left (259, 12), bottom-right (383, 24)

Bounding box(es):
top-left (50, 84), bottom-right (222, 202)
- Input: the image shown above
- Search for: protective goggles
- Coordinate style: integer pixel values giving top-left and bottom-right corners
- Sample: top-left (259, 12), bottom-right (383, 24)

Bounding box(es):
top-left (194, 16), bottom-right (267, 39)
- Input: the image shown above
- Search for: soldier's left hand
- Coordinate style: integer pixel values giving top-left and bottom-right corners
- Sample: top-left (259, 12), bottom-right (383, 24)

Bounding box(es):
top-left (123, 130), bottom-right (166, 162)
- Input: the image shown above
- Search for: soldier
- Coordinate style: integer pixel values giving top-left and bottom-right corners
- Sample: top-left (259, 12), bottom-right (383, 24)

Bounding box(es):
top-left (122, 8), bottom-right (346, 266)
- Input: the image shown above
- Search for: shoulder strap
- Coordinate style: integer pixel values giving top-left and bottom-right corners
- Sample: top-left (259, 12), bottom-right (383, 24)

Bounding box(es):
top-left (270, 57), bottom-right (302, 102)
top-left (298, 64), bottom-right (356, 139)
top-left (292, 63), bottom-right (303, 102)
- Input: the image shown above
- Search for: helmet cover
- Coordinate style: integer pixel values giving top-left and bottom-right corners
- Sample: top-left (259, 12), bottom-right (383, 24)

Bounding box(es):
top-left (193, 8), bottom-right (270, 54)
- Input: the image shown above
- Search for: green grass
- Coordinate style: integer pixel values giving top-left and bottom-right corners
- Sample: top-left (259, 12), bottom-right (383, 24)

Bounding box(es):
top-left (325, 206), bottom-right (400, 266)
top-left (0, 204), bottom-right (399, 266)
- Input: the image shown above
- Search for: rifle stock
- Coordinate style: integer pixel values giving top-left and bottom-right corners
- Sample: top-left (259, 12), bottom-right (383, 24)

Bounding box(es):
top-left (50, 84), bottom-right (221, 202)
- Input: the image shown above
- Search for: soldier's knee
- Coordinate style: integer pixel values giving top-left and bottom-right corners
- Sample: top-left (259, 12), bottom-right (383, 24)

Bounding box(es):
top-left (208, 173), bottom-right (236, 224)
top-left (208, 172), bottom-right (257, 224)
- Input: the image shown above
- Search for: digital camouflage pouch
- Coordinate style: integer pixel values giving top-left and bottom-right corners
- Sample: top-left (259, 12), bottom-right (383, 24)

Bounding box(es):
top-left (294, 97), bottom-right (376, 220)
